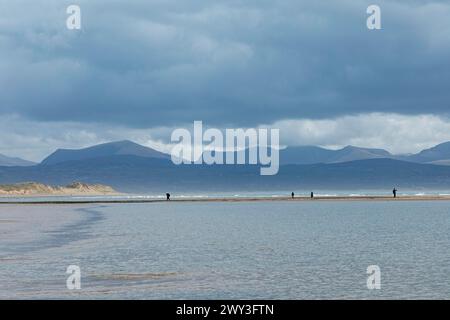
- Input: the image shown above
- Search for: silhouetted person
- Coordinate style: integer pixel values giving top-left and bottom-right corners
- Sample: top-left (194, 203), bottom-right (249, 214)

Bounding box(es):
top-left (291, 192), bottom-right (295, 199)
top-left (166, 193), bottom-right (171, 201)
top-left (393, 188), bottom-right (397, 198)
top-left (310, 191), bottom-right (314, 199)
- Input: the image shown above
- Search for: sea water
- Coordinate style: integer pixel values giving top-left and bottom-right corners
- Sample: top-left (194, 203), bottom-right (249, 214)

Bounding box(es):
top-left (1, 200), bottom-right (450, 299)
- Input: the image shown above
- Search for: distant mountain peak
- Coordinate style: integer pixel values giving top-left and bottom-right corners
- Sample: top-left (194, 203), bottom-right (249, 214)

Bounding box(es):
top-left (341, 145), bottom-right (390, 153)
top-left (407, 141), bottom-right (450, 163)
top-left (106, 140), bottom-right (135, 146)
top-left (425, 141), bottom-right (450, 150)
top-left (41, 140), bottom-right (170, 165)
top-left (280, 144), bottom-right (392, 165)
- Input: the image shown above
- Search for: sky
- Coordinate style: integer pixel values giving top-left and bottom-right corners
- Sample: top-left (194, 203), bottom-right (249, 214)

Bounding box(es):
top-left (1, 0), bottom-right (450, 161)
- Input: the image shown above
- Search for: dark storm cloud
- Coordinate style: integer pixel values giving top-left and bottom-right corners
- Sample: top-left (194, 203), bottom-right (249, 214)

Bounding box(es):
top-left (1, 0), bottom-right (449, 128)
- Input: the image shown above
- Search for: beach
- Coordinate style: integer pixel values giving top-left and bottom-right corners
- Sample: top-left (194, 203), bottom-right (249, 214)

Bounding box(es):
top-left (1, 194), bottom-right (450, 205)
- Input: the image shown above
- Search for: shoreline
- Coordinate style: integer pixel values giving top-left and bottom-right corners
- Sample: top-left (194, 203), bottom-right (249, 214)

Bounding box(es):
top-left (1, 195), bottom-right (450, 205)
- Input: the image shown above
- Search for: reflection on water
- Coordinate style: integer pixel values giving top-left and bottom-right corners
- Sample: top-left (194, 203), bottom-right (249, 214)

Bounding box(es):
top-left (1, 201), bottom-right (450, 299)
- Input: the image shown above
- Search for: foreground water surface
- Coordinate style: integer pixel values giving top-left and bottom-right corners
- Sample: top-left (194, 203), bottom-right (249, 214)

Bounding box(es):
top-left (1, 201), bottom-right (450, 299)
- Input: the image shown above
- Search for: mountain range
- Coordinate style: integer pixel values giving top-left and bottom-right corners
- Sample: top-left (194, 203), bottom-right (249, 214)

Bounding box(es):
top-left (280, 145), bottom-right (393, 165)
top-left (200, 142), bottom-right (450, 165)
top-left (280, 143), bottom-right (450, 165)
top-left (2, 140), bottom-right (450, 192)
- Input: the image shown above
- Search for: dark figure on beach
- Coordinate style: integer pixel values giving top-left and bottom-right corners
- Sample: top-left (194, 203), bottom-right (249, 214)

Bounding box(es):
top-left (166, 193), bottom-right (171, 201)
top-left (310, 192), bottom-right (314, 199)
top-left (291, 192), bottom-right (295, 199)
top-left (393, 188), bottom-right (397, 198)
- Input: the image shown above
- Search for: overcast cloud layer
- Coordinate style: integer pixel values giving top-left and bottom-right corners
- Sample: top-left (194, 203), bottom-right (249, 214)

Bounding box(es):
top-left (1, 0), bottom-right (450, 160)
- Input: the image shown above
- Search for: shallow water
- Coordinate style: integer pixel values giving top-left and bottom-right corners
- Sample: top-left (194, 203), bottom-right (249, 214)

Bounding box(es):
top-left (1, 201), bottom-right (450, 299)
top-left (3, 189), bottom-right (450, 203)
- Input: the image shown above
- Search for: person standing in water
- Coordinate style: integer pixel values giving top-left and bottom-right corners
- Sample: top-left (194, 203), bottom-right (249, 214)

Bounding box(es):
top-left (291, 192), bottom-right (295, 199)
top-left (393, 188), bottom-right (397, 198)
top-left (310, 191), bottom-right (314, 199)
top-left (166, 193), bottom-right (171, 201)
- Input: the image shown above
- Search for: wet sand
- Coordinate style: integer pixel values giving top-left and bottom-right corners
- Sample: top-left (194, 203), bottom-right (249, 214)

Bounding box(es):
top-left (1, 195), bottom-right (450, 204)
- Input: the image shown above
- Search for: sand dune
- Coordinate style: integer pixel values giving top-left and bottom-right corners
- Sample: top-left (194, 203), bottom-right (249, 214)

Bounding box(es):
top-left (0, 182), bottom-right (117, 196)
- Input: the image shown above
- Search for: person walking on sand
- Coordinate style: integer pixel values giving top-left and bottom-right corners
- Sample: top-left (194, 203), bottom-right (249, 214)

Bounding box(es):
top-left (291, 192), bottom-right (295, 199)
top-left (310, 191), bottom-right (314, 199)
top-left (166, 193), bottom-right (171, 201)
top-left (393, 188), bottom-right (397, 198)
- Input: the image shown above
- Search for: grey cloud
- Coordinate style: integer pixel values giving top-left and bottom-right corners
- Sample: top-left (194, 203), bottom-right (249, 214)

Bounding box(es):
top-left (0, 0), bottom-right (450, 128)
